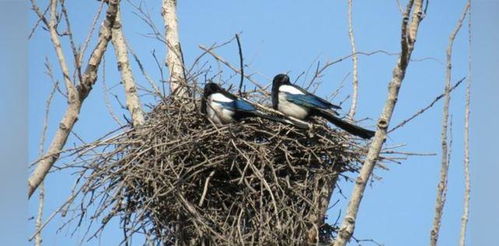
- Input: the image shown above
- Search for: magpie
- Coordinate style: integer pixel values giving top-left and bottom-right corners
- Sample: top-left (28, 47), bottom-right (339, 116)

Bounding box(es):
top-left (201, 82), bottom-right (278, 124)
top-left (272, 74), bottom-right (375, 139)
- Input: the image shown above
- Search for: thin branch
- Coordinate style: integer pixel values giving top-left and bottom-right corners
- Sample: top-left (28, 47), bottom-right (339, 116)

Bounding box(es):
top-left (346, 0), bottom-right (359, 119)
top-left (199, 45), bottom-right (267, 93)
top-left (29, 183), bottom-right (84, 241)
top-left (34, 73), bottom-right (58, 246)
top-left (101, 57), bottom-right (124, 126)
top-left (128, 46), bottom-right (163, 96)
top-left (395, 0), bottom-right (404, 14)
top-left (28, 3), bottom-right (49, 39)
top-left (309, 50), bottom-right (397, 87)
top-left (430, 3), bottom-right (469, 245)
top-left (460, 2), bottom-right (472, 245)
top-left (333, 1), bottom-right (425, 245)
top-left (43, 0), bottom-right (78, 99)
top-left (60, 0), bottom-right (82, 83)
top-left (79, 0), bottom-right (105, 68)
top-left (389, 77), bottom-right (465, 133)
top-left (235, 33), bottom-right (245, 96)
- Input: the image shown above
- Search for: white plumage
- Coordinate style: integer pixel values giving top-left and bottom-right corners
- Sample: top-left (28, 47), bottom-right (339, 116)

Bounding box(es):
top-left (277, 85), bottom-right (309, 119)
top-left (207, 93), bottom-right (235, 124)
top-left (278, 84), bottom-right (304, 95)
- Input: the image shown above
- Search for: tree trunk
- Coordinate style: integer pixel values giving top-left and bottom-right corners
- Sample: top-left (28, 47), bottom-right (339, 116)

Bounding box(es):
top-left (162, 0), bottom-right (187, 98)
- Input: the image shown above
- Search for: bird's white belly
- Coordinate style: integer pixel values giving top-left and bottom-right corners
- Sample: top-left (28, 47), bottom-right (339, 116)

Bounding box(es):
top-left (207, 101), bottom-right (234, 124)
top-left (278, 94), bottom-right (309, 119)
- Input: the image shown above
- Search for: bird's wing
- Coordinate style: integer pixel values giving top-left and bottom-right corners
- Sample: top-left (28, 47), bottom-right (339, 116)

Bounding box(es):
top-left (233, 99), bottom-right (257, 112)
top-left (285, 93), bottom-right (335, 109)
top-left (213, 98), bottom-right (256, 113)
top-left (280, 84), bottom-right (341, 110)
top-left (211, 93), bottom-right (236, 110)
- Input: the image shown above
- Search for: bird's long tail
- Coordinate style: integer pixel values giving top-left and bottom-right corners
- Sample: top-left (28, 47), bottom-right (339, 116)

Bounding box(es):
top-left (317, 109), bottom-right (375, 139)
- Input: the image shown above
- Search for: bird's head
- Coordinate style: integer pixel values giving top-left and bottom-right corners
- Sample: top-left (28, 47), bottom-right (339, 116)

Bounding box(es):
top-left (272, 74), bottom-right (291, 88)
top-left (204, 82), bottom-right (222, 96)
top-left (271, 74), bottom-right (290, 109)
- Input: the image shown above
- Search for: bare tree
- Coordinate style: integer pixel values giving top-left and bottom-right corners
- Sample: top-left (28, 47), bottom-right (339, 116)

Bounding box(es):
top-left (334, 1), bottom-right (425, 245)
top-left (430, 3), bottom-right (470, 246)
top-left (28, 0), bottom-right (120, 198)
top-left (27, 1), bottom-right (474, 245)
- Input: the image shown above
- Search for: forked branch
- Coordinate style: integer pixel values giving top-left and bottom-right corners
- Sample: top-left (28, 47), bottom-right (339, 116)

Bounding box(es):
top-left (28, 0), bottom-right (120, 198)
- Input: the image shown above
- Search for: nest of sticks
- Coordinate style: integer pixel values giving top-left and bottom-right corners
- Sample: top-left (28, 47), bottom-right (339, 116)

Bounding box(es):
top-left (75, 91), bottom-right (371, 245)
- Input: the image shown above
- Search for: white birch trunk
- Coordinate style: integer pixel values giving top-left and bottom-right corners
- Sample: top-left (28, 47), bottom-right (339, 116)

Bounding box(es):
top-left (162, 0), bottom-right (187, 98)
top-left (111, 7), bottom-right (145, 126)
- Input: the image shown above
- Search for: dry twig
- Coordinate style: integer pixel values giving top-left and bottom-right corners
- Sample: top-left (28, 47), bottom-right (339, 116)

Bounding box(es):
top-left (389, 77), bottom-right (465, 133)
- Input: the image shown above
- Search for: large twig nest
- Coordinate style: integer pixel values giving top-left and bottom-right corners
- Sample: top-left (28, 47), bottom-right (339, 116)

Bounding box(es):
top-left (78, 95), bottom-right (368, 245)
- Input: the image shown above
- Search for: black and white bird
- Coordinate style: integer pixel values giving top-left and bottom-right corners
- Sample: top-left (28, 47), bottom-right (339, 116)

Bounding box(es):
top-left (201, 82), bottom-right (277, 124)
top-left (272, 74), bottom-right (375, 139)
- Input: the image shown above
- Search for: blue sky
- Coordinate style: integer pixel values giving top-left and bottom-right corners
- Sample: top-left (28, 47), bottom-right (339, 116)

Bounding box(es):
top-left (16, 0), bottom-right (498, 245)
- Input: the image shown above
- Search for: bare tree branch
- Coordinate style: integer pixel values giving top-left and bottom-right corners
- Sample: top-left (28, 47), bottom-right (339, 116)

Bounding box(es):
top-left (333, 1), bottom-right (425, 245)
top-left (34, 71), bottom-right (58, 246)
top-left (235, 33), bottom-right (245, 96)
top-left (389, 77), bottom-right (465, 133)
top-left (39, 0), bottom-right (77, 98)
top-left (79, 1), bottom-right (105, 68)
top-left (101, 57), bottom-right (124, 126)
top-left (60, 0), bottom-right (82, 83)
top-left (34, 182), bottom-right (45, 246)
top-left (460, 3), bottom-right (472, 246)
top-left (162, 0), bottom-right (187, 98)
top-left (28, 0), bottom-right (120, 198)
top-left (430, 3), bottom-right (469, 245)
top-left (111, 6), bottom-right (145, 126)
top-left (346, 0), bottom-right (359, 119)
top-left (199, 45), bottom-right (267, 92)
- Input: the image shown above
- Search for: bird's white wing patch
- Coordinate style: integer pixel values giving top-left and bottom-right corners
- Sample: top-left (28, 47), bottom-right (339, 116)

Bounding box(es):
top-left (210, 93), bottom-right (233, 102)
top-left (207, 93), bottom-right (235, 124)
top-left (279, 85), bottom-right (304, 95)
